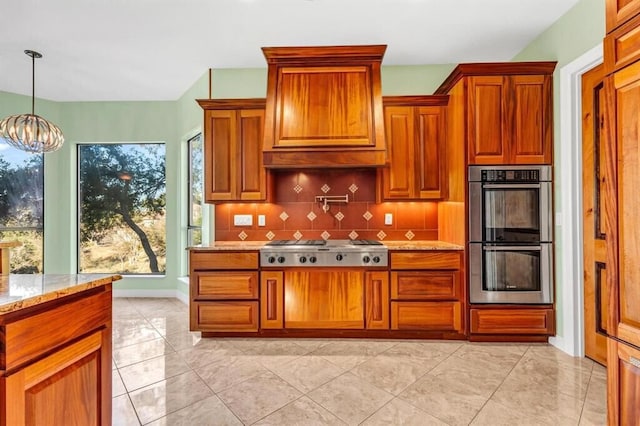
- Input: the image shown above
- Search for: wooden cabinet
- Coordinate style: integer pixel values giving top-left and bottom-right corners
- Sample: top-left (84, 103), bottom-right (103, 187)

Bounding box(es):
top-left (260, 270), bottom-right (284, 329)
top-left (197, 99), bottom-right (267, 202)
top-left (469, 307), bottom-right (555, 336)
top-left (467, 74), bottom-right (552, 164)
top-left (365, 271), bottom-right (389, 329)
top-left (380, 96), bottom-right (448, 200)
top-left (189, 250), bottom-right (260, 333)
top-left (389, 251), bottom-right (465, 335)
top-left (1, 285), bottom-right (112, 426)
top-left (261, 45), bottom-right (387, 168)
top-left (607, 338), bottom-right (640, 425)
top-left (435, 62), bottom-right (556, 165)
top-left (606, 0), bottom-right (640, 32)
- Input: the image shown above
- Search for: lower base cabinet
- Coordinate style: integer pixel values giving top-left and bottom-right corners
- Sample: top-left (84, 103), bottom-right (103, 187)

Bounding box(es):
top-left (193, 301), bottom-right (259, 332)
top-left (469, 306), bottom-right (555, 340)
top-left (391, 301), bottom-right (462, 331)
top-left (607, 338), bottom-right (640, 425)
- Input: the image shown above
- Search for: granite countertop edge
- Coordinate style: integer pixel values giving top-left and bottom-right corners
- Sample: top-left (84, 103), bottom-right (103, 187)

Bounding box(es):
top-left (188, 241), bottom-right (464, 251)
top-left (0, 274), bottom-right (123, 315)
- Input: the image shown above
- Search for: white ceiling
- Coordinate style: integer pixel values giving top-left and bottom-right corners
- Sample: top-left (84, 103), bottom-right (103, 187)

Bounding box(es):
top-left (0, 0), bottom-right (580, 102)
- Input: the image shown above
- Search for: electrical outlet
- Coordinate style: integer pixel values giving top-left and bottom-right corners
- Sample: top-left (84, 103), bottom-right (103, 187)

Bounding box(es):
top-left (384, 213), bottom-right (393, 225)
top-left (233, 214), bottom-right (253, 226)
top-left (258, 215), bottom-right (266, 227)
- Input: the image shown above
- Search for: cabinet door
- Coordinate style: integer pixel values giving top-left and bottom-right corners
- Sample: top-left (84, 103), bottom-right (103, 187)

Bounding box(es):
top-left (467, 76), bottom-right (509, 164)
top-left (607, 338), bottom-right (640, 425)
top-left (509, 75), bottom-right (552, 164)
top-left (382, 106), bottom-right (415, 199)
top-left (1, 331), bottom-right (109, 426)
top-left (606, 0), bottom-right (640, 32)
top-left (470, 308), bottom-right (555, 335)
top-left (416, 106), bottom-right (447, 198)
top-left (261, 271), bottom-right (284, 329)
top-left (391, 301), bottom-right (462, 331)
top-left (365, 271), bottom-right (389, 329)
top-left (204, 109), bottom-right (237, 201)
top-left (610, 62), bottom-right (640, 349)
top-left (238, 109), bottom-right (266, 200)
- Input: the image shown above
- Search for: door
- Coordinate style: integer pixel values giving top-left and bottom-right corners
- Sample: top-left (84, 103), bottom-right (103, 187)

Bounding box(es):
top-left (467, 76), bottom-right (509, 164)
top-left (582, 64), bottom-right (609, 366)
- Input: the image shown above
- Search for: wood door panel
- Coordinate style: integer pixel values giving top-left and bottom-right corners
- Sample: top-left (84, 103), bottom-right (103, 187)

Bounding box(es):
top-left (391, 301), bottom-right (461, 331)
top-left (391, 271), bottom-right (458, 300)
top-left (238, 109), bottom-right (266, 200)
top-left (275, 67), bottom-right (372, 147)
top-left (468, 76), bottom-right (507, 164)
top-left (470, 308), bottom-right (555, 335)
top-left (607, 338), bottom-right (640, 426)
top-left (284, 270), bottom-right (364, 329)
top-left (365, 271), bottom-right (389, 329)
top-left (194, 272), bottom-right (258, 299)
top-left (416, 106), bottom-right (447, 198)
top-left (614, 62), bottom-right (640, 348)
top-left (205, 110), bottom-right (236, 200)
top-left (383, 106), bottom-right (415, 198)
top-left (261, 271), bottom-right (284, 329)
top-left (606, 0), bottom-right (640, 32)
top-left (390, 251), bottom-right (461, 270)
top-left (510, 75), bottom-right (552, 164)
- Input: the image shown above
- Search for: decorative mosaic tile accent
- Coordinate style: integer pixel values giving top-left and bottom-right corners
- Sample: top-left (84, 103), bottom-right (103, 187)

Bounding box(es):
top-left (307, 211), bottom-right (317, 222)
top-left (334, 212), bottom-right (344, 222)
top-left (238, 231), bottom-right (248, 241)
top-left (321, 231), bottom-right (331, 240)
top-left (321, 184), bottom-right (331, 193)
top-left (405, 230), bottom-right (415, 240)
top-left (279, 212), bottom-right (289, 222)
top-left (349, 230), bottom-right (359, 240)
top-left (293, 230), bottom-right (303, 240)
top-left (349, 183), bottom-right (358, 194)
top-left (377, 230), bottom-right (387, 240)
top-left (363, 211), bottom-right (373, 221)
top-left (266, 231), bottom-right (275, 240)
top-left (293, 184), bottom-right (303, 194)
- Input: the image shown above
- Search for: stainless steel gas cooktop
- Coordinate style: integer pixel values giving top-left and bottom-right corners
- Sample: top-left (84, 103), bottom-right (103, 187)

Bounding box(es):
top-left (260, 239), bottom-right (388, 267)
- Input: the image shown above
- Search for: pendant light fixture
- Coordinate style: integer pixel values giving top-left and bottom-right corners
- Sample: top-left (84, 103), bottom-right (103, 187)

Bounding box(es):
top-left (0, 50), bottom-right (64, 153)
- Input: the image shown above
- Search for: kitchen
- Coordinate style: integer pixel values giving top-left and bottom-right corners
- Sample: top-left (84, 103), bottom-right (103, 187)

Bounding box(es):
top-left (0, 0), bottom-right (634, 424)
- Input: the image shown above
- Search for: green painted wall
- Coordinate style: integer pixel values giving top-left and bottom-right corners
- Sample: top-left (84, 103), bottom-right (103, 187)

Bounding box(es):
top-left (511, 0), bottom-right (605, 338)
top-left (382, 64), bottom-right (456, 95)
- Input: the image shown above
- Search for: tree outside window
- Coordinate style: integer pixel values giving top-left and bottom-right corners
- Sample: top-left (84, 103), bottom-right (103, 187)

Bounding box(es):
top-left (0, 140), bottom-right (43, 273)
top-left (78, 143), bottom-right (166, 274)
top-left (188, 133), bottom-right (203, 246)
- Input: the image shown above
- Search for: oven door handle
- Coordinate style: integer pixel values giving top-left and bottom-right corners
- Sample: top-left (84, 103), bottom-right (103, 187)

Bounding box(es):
top-left (482, 245), bottom-right (542, 251)
top-left (482, 183), bottom-right (541, 189)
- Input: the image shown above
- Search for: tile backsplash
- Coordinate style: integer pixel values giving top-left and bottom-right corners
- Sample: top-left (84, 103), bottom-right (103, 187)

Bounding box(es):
top-left (215, 169), bottom-right (439, 241)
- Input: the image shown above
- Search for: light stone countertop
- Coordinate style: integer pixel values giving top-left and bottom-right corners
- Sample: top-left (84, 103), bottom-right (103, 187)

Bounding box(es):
top-left (188, 240), bottom-right (464, 251)
top-left (0, 274), bottom-right (122, 315)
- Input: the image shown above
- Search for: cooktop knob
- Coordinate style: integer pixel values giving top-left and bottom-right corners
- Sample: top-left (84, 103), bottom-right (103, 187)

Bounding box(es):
top-left (363, 255), bottom-right (371, 263)
top-left (309, 256), bottom-right (317, 263)
top-left (299, 256), bottom-right (307, 263)
top-left (267, 256), bottom-right (276, 264)
top-left (277, 256), bottom-right (285, 264)
top-left (336, 254), bottom-right (344, 261)
top-left (372, 256), bottom-right (381, 263)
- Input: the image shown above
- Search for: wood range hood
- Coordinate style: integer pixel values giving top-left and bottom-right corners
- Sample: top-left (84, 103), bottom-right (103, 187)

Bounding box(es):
top-left (261, 45), bottom-right (388, 168)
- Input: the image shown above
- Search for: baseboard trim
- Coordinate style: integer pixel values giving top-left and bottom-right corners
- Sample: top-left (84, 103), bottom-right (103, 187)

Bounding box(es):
top-left (113, 289), bottom-right (189, 305)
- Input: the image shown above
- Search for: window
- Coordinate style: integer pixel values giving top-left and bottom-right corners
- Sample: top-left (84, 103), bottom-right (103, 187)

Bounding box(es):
top-left (78, 143), bottom-right (166, 274)
top-left (187, 133), bottom-right (203, 246)
top-left (0, 140), bottom-right (44, 273)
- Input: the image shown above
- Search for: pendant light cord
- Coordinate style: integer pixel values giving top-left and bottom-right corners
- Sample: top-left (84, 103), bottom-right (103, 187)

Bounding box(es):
top-left (31, 51), bottom-right (35, 115)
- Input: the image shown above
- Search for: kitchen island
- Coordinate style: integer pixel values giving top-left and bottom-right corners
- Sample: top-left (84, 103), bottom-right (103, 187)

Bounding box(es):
top-left (0, 273), bottom-right (121, 426)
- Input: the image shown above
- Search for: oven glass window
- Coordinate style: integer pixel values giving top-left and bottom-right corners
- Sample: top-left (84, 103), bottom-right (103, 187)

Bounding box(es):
top-left (484, 188), bottom-right (540, 242)
top-left (483, 249), bottom-right (541, 292)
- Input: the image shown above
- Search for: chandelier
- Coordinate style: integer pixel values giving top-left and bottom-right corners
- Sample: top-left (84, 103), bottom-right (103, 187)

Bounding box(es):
top-left (0, 50), bottom-right (64, 153)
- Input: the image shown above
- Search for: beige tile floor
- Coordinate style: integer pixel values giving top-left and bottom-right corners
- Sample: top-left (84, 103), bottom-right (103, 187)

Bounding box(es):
top-left (112, 298), bottom-right (607, 426)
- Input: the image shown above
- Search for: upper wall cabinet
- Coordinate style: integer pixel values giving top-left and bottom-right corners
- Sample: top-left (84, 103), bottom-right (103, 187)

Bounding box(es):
top-left (197, 99), bottom-right (268, 203)
top-left (381, 96), bottom-right (449, 200)
top-left (436, 62), bottom-right (556, 165)
top-left (607, 0), bottom-right (640, 32)
top-left (261, 45), bottom-right (387, 168)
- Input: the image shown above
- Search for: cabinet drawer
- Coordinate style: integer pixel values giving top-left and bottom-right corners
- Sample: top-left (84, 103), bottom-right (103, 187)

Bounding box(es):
top-left (470, 308), bottom-right (554, 335)
top-left (192, 301), bottom-right (259, 332)
top-left (391, 271), bottom-right (459, 300)
top-left (189, 251), bottom-right (258, 270)
top-left (605, 13), bottom-right (640, 74)
top-left (391, 301), bottom-right (462, 331)
top-left (390, 251), bottom-right (461, 270)
top-left (193, 271), bottom-right (258, 299)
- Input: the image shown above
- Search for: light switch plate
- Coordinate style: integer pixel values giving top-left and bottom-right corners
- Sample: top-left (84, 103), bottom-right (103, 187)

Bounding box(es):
top-left (384, 213), bottom-right (393, 225)
top-left (233, 214), bottom-right (253, 226)
top-left (258, 215), bottom-right (266, 227)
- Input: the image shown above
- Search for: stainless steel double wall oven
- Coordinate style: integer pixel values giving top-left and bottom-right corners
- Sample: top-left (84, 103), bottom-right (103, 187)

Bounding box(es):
top-left (468, 165), bottom-right (553, 304)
